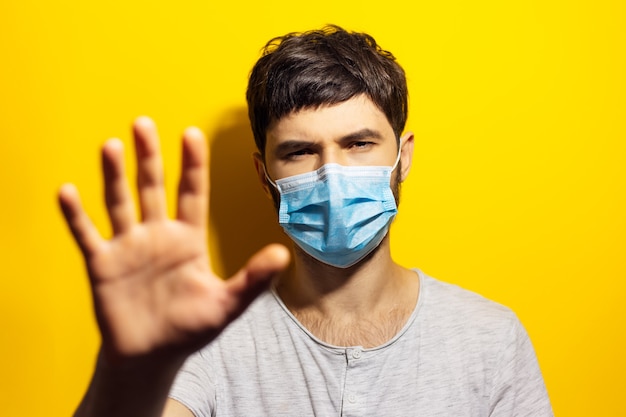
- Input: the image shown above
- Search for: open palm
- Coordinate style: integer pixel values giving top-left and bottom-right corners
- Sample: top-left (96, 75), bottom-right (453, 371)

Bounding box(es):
top-left (59, 117), bottom-right (289, 364)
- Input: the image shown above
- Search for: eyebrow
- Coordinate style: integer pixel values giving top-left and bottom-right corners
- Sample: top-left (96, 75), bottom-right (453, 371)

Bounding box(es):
top-left (273, 128), bottom-right (385, 157)
top-left (338, 128), bottom-right (385, 143)
top-left (273, 140), bottom-right (318, 157)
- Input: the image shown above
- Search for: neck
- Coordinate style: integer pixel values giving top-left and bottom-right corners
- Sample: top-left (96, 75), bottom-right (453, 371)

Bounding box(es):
top-left (275, 237), bottom-right (420, 347)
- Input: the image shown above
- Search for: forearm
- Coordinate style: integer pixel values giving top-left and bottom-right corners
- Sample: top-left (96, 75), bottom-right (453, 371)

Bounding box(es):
top-left (74, 350), bottom-right (185, 417)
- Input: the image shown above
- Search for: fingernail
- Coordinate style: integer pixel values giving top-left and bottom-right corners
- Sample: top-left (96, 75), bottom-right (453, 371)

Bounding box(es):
top-left (185, 126), bottom-right (204, 138)
top-left (135, 116), bottom-right (154, 127)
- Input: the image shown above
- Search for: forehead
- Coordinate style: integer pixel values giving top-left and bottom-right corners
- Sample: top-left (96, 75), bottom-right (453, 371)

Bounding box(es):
top-left (266, 95), bottom-right (395, 146)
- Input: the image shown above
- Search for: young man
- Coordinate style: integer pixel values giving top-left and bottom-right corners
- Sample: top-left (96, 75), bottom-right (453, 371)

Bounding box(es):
top-left (60, 26), bottom-right (552, 416)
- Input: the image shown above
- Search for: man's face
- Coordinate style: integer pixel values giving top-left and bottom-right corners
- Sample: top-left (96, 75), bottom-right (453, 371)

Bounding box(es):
top-left (253, 94), bottom-right (414, 266)
top-left (262, 95), bottom-right (405, 195)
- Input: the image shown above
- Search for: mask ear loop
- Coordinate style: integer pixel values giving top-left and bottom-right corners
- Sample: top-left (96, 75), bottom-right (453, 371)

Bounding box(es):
top-left (263, 164), bottom-right (279, 190)
top-left (391, 147), bottom-right (402, 172)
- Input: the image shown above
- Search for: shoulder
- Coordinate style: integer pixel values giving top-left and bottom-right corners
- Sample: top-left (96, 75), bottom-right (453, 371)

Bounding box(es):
top-left (406, 271), bottom-right (552, 415)
top-left (418, 270), bottom-right (517, 322)
top-left (410, 270), bottom-right (535, 378)
top-left (414, 270), bottom-right (524, 349)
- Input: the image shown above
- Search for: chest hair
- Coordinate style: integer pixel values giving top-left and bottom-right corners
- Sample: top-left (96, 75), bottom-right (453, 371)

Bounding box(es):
top-left (292, 307), bottom-right (413, 348)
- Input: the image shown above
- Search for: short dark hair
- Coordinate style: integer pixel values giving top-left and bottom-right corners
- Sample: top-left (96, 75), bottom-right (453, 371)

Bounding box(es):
top-left (246, 25), bottom-right (408, 157)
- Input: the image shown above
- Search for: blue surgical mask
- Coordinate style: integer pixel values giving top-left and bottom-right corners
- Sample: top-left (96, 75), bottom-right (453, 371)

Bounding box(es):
top-left (266, 152), bottom-right (400, 268)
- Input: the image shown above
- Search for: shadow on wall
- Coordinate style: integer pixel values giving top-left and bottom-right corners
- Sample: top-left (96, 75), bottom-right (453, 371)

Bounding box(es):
top-left (207, 107), bottom-right (290, 277)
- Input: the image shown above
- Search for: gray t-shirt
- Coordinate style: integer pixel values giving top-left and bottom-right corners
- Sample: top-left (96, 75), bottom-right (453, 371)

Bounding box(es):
top-left (169, 270), bottom-right (552, 416)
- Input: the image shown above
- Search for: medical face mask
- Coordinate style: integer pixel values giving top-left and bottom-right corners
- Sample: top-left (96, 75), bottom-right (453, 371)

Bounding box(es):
top-left (266, 151), bottom-right (400, 268)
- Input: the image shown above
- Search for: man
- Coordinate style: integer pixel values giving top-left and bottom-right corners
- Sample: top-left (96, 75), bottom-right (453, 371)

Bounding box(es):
top-left (60, 26), bottom-right (552, 416)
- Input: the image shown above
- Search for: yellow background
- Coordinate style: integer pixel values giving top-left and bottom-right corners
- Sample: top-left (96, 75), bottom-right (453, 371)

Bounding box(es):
top-left (1, 1), bottom-right (624, 415)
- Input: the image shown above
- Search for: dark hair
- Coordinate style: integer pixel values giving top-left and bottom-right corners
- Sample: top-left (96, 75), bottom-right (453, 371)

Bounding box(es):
top-left (246, 25), bottom-right (408, 157)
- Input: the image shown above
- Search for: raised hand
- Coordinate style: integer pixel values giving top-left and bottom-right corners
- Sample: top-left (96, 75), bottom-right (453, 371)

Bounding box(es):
top-left (59, 117), bottom-right (290, 366)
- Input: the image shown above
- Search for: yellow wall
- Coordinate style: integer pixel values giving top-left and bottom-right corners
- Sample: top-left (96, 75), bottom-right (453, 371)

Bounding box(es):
top-left (1, 1), bottom-right (624, 415)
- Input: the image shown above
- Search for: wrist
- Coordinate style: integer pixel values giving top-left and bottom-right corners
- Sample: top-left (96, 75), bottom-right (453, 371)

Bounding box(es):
top-left (74, 347), bottom-right (188, 417)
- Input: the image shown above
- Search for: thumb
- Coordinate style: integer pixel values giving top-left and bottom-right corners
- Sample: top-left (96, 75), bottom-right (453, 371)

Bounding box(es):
top-left (224, 244), bottom-right (291, 318)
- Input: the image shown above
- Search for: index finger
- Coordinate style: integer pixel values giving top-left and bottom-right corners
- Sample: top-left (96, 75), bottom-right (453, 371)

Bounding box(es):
top-left (177, 126), bottom-right (208, 228)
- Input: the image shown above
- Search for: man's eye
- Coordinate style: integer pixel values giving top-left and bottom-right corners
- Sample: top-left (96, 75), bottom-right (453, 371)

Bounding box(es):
top-left (287, 149), bottom-right (313, 159)
top-left (351, 141), bottom-right (373, 149)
